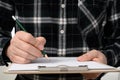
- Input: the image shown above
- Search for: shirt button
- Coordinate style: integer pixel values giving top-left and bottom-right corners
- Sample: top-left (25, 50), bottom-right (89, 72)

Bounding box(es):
top-left (61, 4), bottom-right (65, 8)
top-left (60, 30), bottom-right (65, 34)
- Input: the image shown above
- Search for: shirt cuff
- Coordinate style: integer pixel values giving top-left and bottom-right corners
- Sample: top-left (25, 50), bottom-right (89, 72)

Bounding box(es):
top-left (100, 50), bottom-right (115, 66)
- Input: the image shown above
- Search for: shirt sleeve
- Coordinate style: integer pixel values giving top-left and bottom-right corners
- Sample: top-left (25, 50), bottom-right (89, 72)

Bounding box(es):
top-left (101, 0), bottom-right (120, 66)
top-left (0, 0), bottom-right (15, 66)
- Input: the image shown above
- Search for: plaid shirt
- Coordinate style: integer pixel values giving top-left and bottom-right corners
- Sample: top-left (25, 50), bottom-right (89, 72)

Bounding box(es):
top-left (0, 0), bottom-right (120, 80)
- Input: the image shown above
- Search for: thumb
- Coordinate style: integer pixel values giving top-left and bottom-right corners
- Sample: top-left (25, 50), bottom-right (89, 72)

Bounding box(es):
top-left (35, 37), bottom-right (46, 50)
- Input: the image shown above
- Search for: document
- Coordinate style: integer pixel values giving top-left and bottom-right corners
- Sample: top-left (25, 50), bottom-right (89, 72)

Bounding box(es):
top-left (8, 57), bottom-right (114, 70)
top-left (6, 57), bottom-right (120, 74)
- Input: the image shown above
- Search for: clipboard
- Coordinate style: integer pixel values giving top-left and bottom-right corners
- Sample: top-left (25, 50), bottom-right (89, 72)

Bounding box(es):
top-left (4, 57), bottom-right (120, 74)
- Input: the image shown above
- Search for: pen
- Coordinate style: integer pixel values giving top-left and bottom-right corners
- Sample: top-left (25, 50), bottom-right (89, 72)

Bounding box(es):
top-left (12, 16), bottom-right (48, 59)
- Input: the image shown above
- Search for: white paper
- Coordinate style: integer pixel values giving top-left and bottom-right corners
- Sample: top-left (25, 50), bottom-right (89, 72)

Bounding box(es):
top-left (8, 57), bottom-right (114, 71)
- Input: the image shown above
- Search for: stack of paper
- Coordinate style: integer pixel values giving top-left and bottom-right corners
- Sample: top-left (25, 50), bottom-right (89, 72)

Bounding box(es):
top-left (8, 57), bottom-right (115, 71)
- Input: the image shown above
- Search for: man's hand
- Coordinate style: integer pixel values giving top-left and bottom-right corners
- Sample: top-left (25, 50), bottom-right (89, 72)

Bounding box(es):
top-left (77, 49), bottom-right (107, 80)
top-left (6, 31), bottom-right (46, 64)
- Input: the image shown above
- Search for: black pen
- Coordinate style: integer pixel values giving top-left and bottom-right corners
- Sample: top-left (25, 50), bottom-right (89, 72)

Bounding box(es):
top-left (12, 16), bottom-right (48, 59)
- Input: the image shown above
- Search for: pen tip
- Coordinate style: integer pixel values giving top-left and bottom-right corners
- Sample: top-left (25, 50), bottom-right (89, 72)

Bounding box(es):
top-left (45, 54), bottom-right (49, 59)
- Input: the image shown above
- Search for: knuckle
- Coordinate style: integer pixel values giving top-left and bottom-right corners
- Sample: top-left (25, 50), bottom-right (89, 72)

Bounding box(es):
top-left (15, 31), bottom-right (20, 35)
top-left (41, 37), bottom-right (46, 43)
top-left (15, 31), bottom-right (23, 36)
top-left (24, 33), bottom-right (33, 41)
top-left (16, 31), bottom-right (33, 42)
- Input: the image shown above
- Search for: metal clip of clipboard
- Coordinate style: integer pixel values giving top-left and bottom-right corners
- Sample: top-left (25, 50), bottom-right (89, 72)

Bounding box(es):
top-left (38, 65), bottom-right (88, 72)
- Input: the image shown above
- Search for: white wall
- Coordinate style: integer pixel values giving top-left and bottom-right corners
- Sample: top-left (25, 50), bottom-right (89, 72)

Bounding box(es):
top-left (101, 67), bottom-right (120, 80)
top-left (0, 66), bottom-right (16, 80)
